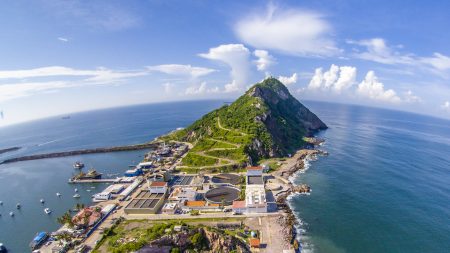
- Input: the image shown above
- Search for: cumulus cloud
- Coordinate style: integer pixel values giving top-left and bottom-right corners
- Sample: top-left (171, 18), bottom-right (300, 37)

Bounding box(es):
top-left (254, 50), bottom-right (275, 71)
top-left (235, 4), bottom-right (339, 56)
top-left (308, 64), bottom-right (357, 92)
top-left (357, 71), bottom-right (401, 103)
top-left (404, 90), bottom-right (422, 103)
top-left (147, 64), bottom-right (216, 78)
top-left (199, 44), bottom-right (250, 92)
top-left (278, 73), bottom-right (298, 85)
top-left (441, 101), bottom-right (450, 112)
top-left (185, 82), bottom-right (220, 95)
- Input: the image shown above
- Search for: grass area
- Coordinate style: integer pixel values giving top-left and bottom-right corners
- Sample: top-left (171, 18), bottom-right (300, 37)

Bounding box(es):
top-left (181, 153), bottom-right (218, 167)
top-left (205, 148), bottom-right (247, 161)
top-left (190, 138), bottom-right (236, 152)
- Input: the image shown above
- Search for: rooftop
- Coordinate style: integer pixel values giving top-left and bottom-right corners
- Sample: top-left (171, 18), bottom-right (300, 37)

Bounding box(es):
top-left (247, 166), bottom-right (262, 170)
top-left (249, 238), bottom-right (260, 247)
top-left (150, 181), bottom-right (167, 187)
top-left (232, 201), bottom-right (246, 209)
top-left (185, 201), bottom-right (206, 207)
top-left (247, 175), bottom-right (264, 185)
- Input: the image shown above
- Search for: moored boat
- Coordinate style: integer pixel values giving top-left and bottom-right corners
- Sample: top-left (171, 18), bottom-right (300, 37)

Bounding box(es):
top-left (73, 194), bottom-right (81, 198)
top-left (0, 242), bottom-right (7, 253)
top-left (29, 232), bottom-right (48, 250)
top-left (44, 208), bottom-right (52, 214)
top-left (73, 161), bottom-right (84, 169)
top-left (70, 169), bottom-right (102, 181)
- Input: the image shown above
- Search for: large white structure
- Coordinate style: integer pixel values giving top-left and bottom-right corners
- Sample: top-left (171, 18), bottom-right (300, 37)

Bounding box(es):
top-left (148, 181), bottom-right (168, 194)
top-left (245, 185), bottom-right (267, 213)
top-left (168, 187), bottom-right (197, 203)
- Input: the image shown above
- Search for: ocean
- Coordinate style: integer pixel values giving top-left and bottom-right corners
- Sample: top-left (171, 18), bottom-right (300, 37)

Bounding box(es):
top-left (0, 100), bottom-right (449, 252)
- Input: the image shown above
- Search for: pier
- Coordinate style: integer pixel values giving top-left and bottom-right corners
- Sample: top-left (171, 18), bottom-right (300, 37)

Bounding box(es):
top-left (0, 142), bottom-right (161, 165)
top-left (68, 178), bottom-right (118, 184)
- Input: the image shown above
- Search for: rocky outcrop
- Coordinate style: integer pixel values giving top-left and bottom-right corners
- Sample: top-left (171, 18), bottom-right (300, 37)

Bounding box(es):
top-left (203, 228), bottom-right (250, 253)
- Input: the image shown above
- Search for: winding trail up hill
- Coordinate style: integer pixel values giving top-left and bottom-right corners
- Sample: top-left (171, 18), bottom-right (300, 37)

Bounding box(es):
top-left (163, 77), bottom-right (327, 170)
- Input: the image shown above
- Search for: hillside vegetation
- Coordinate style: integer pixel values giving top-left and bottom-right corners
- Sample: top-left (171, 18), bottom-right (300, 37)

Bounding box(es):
top-left (161, 78), bottom-right (327, 171)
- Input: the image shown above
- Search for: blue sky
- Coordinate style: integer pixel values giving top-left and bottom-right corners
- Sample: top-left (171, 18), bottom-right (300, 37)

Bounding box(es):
top-left (1, 0), bottom-right (450, 126)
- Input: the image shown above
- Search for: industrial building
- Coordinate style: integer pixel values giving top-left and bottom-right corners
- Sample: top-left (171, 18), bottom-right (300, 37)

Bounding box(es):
top-left (168, 187), bottom-right (198, 202)
top-left (124, 190), bottom-right (166, 214)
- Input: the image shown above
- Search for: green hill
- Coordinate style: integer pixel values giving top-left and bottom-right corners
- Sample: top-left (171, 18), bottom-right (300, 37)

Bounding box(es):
top-left (163, 77), bottom-right (327, 171)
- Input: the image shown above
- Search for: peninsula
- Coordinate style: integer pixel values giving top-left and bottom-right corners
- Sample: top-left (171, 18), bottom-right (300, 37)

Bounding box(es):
top-left (33, 78), bottom-right (327, 253)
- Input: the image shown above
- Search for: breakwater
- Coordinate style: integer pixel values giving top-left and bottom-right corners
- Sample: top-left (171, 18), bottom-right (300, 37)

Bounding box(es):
top-left (0, 147), bottom-right (21, 155)
top-left (0, 142), bottom-right (160, 165)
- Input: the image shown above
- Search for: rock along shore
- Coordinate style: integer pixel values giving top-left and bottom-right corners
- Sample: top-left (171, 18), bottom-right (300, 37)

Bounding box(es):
top-left (273, 144), bottom-right (327, 252)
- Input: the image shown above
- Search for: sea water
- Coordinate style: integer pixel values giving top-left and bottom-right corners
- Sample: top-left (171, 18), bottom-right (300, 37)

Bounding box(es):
top-left (0, 100), bottom-right (449, 252)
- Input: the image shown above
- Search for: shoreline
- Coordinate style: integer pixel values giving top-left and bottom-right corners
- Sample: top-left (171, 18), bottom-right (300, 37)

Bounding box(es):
top-left (273, 142), bottom-right (326, 252)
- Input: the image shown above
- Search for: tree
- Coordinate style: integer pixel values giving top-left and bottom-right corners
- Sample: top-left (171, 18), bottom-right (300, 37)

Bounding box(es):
top-left (171, 248), bottom-right (181, 253)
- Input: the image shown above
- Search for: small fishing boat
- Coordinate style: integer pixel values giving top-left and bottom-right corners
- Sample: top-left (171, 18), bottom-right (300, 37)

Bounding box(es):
top-left (44, 208), bottom-right (52, 214)
top-left (9, 212), bottom-right (14, 217)
top-left (74, 188), bottom-right (78, 192)
top-left (56, 193), bottom-right (61, 197)
top-left (16, 203), bottom-right (21, 209)
top-left (0, 201), bottom-right (3, 205)
top-left (40, 199), bottom-right (45, 204)
top-left (73, 161), bottom-right (84, 169)
top-left (73, 194), bottom-right (81, 198)
top-left (0, 242), bottom-right (7, 253)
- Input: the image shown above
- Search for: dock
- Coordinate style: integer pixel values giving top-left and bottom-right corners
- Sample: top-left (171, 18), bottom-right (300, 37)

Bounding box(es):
top-left (68, 179), bottom-right (118, 184)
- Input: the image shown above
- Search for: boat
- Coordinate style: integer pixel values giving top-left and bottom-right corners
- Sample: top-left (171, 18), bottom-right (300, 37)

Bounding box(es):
top-left (73, 194), bottom-right (81, 198)
top-left (73, 161), bottom-right (84, 169)
top-left (44, 208), bottom-right (52, 214)
top-left (70, 169), bottom-right (102, 181)
top-left (9, 212), bottom-right (14, 217)
top-left (40, 199), bottom-right (45, 204)
top-left (0, 201), bottom-right (3, 205)
top-left (74, 188), bottom-right (78, 192)
top-left (0, 243), bottom-right (7, 253)
top-left (56, 192), bottom-right (61, 197)
top-left (29, 232), bottom-right (48, 250)
top-left (16, 203), bottom-right (21, 209)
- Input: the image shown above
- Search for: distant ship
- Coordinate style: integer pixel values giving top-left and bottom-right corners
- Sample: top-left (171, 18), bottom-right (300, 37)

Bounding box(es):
top-left (29, 232), bottom-right (48, 250)
top-left (70, 169), bottom-right (102, 181)
top-left (0, 242), bottom-right (7, 253)
top-left (73, 161), bottom-right (85, 169)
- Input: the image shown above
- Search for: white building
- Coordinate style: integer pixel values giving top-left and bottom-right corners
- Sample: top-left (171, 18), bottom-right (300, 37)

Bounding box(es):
top-left (148, 181), bottom-right (168, 194)
top-left (93, 192), bottom-right (111, 202)
top-left (245, 185), bottom-right (267, 213)
top-left (162, 202), bottom-right (178, 214)
top-left (168, 187), bottom-right (197, 203)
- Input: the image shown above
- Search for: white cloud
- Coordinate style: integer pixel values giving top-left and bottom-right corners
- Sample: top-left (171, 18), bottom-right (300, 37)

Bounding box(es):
top-left (308, 64), bottom-right (356, 92)
top-left (185, 82), bottom-right (219, 95)
top-left (404, 90), bottom-right (422, 103)
top-left (254, 50), bottom-right (275, 71)
top-left (420, 53), bottom-right (450, 71)
top-left (199, 44), bottom-right (250, 92)
top-left (147, 64), bottom-right (216, 78)
top-left (348, 38), bottom-right (450, 76)
top-left (0, 66), bottom-right (149, 102)
top-left (357, 71), bottom-right (401, 103)
top-left (348, 38), bottom-right (414, 65)
top-left (0, 66), bottom-right (147, 82)
top-left (278, 73), bottom-right (298, 85)
top-left (441, 101), bottom-right (450, 112)
top-left (57, 37), bottom-right (69, 42)
top-left (235, 4), bottom-right (339, 56)
top-left (162, 83), bottom-right (174, 93)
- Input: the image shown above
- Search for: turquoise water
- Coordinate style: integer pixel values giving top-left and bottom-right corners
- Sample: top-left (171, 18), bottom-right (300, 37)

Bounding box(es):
top-left (290, 103), bottom-right (450, 253)
top-left (0, 100), bottom-right (449, 252)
